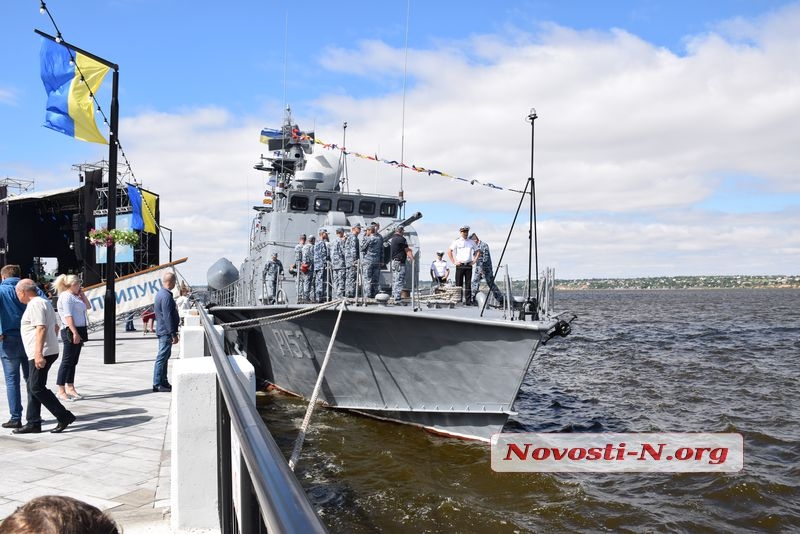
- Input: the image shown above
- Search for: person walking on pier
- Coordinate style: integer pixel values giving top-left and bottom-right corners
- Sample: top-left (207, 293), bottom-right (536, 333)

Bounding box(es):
top-left (0, 265), bottom-right (45, 430)
top-left (53, 274), bottom-right (90, 402)
top-left (13, 278), bottom-right (75, 434)
top-left (470, 233), bottom-right (504, 305)
top-left (344, 224), bottom-right (361, 297)
top-left (447, 225), bottom-right (479, 305)
top-left (152, 271), bottom-right (180, 393)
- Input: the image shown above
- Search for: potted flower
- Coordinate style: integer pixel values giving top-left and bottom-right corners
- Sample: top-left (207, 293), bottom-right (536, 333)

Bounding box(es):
top-left (87, 228), bottom-right (140, 248)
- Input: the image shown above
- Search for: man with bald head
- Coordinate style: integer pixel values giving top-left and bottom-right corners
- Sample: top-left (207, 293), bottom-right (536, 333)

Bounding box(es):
top-left (13, 278), bottom-right (75, 434)
top-left (153, 271), bottom-right (180, 393)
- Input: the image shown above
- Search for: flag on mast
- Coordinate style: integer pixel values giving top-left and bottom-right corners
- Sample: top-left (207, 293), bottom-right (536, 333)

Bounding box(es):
top-left (40, 38), bottom-right (109, 144)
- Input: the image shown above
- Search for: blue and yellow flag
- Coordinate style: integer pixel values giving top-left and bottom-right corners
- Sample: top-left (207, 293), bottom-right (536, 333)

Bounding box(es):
top-left (40, 39), bottom-right (109, 144)
top-left (127, 184), bottom-right (158, 234)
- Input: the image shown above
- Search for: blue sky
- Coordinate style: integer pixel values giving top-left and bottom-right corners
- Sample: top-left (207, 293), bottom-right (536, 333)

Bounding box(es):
top-left (2, 1), bottom-right (799, 283)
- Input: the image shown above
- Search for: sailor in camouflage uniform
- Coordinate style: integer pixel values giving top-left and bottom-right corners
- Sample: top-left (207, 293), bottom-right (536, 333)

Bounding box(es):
top-left (301, 236), bottom-right (315, 302)
top-left (293, 234), bottom-right (306, 303)
top-left (330, 228), bottom-right (346, 298)
top-left (344, 224), bottom-right (361, 298)
top-left (313, 228), bottom-right (330, 302)
top-left (262, 252), bottom-right (284, 304)
top-left (470, 233), bottom-right (504, 305)
top-left (360, 225), bottom-right (382, 297)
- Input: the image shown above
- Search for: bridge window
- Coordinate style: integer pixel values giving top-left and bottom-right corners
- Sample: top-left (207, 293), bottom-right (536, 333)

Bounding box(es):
top-left (380, 202), bottom-right (397, 217)
top-left (314, 197), bottom-right (332, 212)
top-left (358, 200), bottom-right (376, 216)
top-left (290, 196), bottom-right (309, 211)
top-left (337, 199), bottom-right (354, 213)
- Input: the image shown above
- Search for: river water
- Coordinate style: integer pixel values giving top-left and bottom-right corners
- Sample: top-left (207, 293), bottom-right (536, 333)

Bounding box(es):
top-left (258, 289), bottom-right (800, 533)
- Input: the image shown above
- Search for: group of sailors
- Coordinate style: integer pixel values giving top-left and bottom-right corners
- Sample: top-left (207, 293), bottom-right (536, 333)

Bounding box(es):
top-left (263, 221), bottom-right (386, 304)
top-left (262, 222), bottom-right (503, 306)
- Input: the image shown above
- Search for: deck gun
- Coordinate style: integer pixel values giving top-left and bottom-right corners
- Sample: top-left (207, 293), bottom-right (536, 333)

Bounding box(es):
top-left (378, 211), bottom-right (423, 240)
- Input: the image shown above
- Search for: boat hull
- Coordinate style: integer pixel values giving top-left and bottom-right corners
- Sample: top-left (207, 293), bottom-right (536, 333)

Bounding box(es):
top-left (210, 304), bottom-right (552, 441)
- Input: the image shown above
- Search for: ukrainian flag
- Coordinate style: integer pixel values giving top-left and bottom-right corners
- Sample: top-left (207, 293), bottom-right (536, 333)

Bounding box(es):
top-left (127, 184), bottom-right (158, 234)
top-left (40, 39), bottom-right (109, 144)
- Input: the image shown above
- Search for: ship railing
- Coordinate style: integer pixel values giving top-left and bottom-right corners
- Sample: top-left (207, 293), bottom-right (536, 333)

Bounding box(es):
top-left (196, 305), bottom-right (328, 533)
top-left (207, 280), bottom-right (241, 307)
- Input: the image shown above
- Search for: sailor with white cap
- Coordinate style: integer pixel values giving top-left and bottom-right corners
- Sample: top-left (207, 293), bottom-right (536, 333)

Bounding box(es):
top-left (447, 224), bottom-right (479, 304)
top-left (430, 250), bottom-right (450, 286)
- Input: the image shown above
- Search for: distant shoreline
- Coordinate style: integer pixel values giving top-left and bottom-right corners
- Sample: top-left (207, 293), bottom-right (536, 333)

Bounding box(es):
top-left (554, 275), bottom-right (800, 291)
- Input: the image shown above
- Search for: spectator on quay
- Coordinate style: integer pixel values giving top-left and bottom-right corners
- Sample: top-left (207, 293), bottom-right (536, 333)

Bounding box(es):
top-left (13, 278), bottom-right (75, 434)
top-left (152, 271), bottom-right (180, 393)
top-left (53, 274), bottom-right (90, 402)
top-left (0, 265), bottom-right (45, 430)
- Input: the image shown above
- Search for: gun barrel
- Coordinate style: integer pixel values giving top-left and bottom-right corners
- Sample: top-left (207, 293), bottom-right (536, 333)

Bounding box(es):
top-left (379, 211), bottom-right (423, 239)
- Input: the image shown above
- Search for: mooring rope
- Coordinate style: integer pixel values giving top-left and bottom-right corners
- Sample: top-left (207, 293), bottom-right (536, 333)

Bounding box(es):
top-left (217, 298), bottom-right (346, 330)
top-left (288, 300), bottom-right (347, 471)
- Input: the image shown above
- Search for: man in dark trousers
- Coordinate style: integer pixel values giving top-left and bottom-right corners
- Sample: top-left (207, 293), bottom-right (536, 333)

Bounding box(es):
top-left (14, 278), bottom-right (75, 434)
top-left (447, 224), bottom-right (479, 305)
top-left (1, 265), bottom-right (46, 429)
top-left (388, 226), bottom-right (414, 304)
top-left (153, 271), bottom-right (180, 392)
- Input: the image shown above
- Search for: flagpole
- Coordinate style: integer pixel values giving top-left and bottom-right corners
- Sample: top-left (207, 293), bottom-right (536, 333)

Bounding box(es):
top-left (105, 67), bottom-right (119, 364)
top-left (35, 29), bottom-right (120, 364)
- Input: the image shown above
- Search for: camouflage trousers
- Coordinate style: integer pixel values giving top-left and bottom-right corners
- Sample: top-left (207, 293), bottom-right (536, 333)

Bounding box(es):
top-left (265, 276), bottom-right (278, 304)
top-left (391, 260), bottom-right (406, 302)
top-left (362, 263), bottom-right (380, 298)
top-left (331, 269), bottom-right (345, 298)
top-left (345, 264), bottom-right (358, 298)
top-left (314, 268), bottom-right (328, 302)
top-left (298, 271), bottom-right (313, 302)
top-left (471, 264), bottom-right (504, 303)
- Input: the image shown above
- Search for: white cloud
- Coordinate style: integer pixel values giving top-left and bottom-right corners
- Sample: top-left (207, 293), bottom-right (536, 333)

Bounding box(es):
top-left (112, 5), bottom-right (799, 283)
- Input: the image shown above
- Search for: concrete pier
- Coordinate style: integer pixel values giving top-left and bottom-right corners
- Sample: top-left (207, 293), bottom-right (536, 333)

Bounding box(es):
top-left (0, 325), bottom-right (186, 532)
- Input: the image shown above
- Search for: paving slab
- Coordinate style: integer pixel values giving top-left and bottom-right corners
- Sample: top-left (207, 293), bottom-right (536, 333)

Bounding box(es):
top-left (0, 326), bottom-right (174, 532)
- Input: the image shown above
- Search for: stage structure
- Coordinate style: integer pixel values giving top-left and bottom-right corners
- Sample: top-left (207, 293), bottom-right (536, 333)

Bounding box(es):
top-left (0, 165), bottom-right (160, 287)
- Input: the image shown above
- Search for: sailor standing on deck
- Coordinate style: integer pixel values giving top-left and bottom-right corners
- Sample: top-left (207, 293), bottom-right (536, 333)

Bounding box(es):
top-left (388, 226), bottom-right (414, 304)
top-left (331, 228), bottom-right (346, 298)
top-left (447, 224), bottom-right (479, 305)
top-left (293, 234), bottom-right (306, 303)
top-left (302, 237), bottom-right (315, 302)
top-left (360, 225), bottom-right (381, 298)
top-left (430, 251), bottom-right (450, 286)
top-left (470, 233), bottom-right (504, 305)
top-left (263, 253), bottom-right (284, 304)
top-left (344, 223), bottom-right (361, 298)
top-left (313, 229), bottom-right (330, 302)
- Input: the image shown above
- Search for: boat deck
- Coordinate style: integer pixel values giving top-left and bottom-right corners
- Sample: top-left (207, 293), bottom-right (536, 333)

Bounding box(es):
top-left (0, 326), bottom-right (179, 532)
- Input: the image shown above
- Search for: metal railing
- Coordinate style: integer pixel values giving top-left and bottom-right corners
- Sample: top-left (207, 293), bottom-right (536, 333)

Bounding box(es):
top-left (196, 305), bottom-right (327, 534)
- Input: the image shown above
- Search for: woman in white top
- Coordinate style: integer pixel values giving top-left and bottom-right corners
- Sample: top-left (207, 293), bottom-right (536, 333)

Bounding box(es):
top-left (53, 274), bottom-right (90, 401)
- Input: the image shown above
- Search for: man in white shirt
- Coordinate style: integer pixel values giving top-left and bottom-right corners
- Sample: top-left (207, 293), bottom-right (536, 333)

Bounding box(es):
top-left (430, 251), bottom-right (450, 286)
top-left (447, 225), bottom-right (480, 305)
top-left (14, 279), bottom-right (75, 434)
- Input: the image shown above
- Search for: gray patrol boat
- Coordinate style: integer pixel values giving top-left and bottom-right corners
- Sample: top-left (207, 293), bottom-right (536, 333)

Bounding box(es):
top-left (206, 107), bottom-right (574, 441)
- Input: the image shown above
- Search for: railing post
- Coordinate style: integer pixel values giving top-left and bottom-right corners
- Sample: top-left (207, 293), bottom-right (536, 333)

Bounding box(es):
top-left (240, 455), bottom-right (262, 533)
top-left (217, 381), bottom-right (234, 534)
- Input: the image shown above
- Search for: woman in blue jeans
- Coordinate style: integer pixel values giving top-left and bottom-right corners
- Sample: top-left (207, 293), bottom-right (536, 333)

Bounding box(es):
top-left (53, 274), bottom-right (90, 401)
